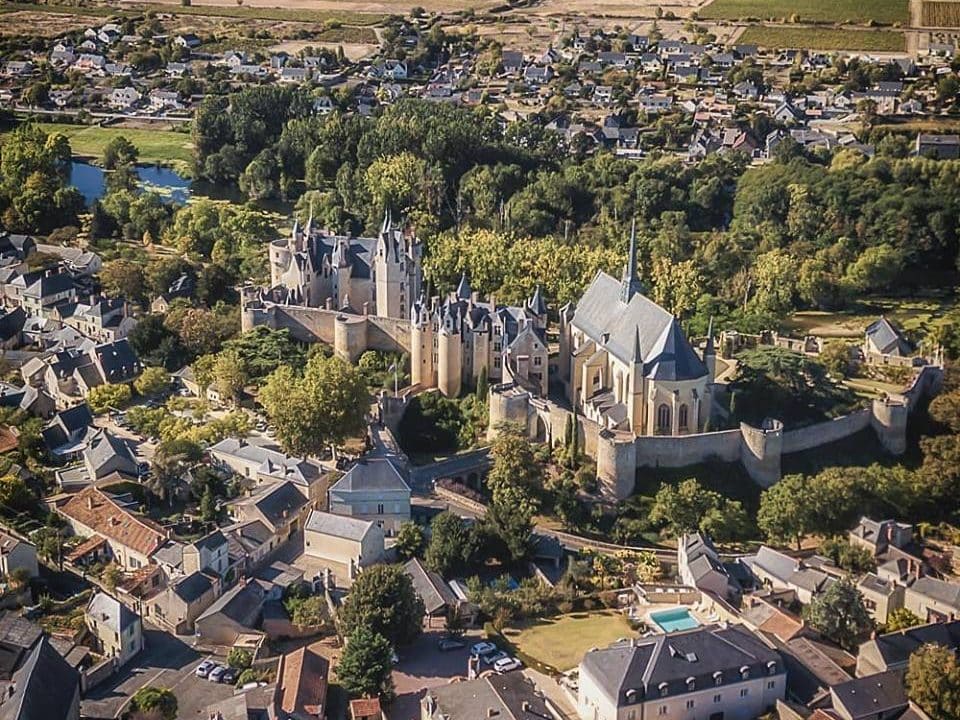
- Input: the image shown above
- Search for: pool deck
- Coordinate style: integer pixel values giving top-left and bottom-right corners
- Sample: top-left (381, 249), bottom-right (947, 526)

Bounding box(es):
top-left (630, 602), bottom-right (718, 635)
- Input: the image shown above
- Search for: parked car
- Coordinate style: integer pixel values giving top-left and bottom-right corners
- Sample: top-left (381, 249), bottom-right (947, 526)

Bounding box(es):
top-left (209, 665), bottom-right (227, 682)
top-left (470, 641), bottom-right (497, 657)
top-left (195, 659), bottom-right (216, 678)
top-left (438, 637), bottom-right (466, 651)
top-left (494, 656), bottom-right (522, 673)
top-left (483, 650), bottom-right (508, 666)
top-left (221, 667), bottom-right (239, 684)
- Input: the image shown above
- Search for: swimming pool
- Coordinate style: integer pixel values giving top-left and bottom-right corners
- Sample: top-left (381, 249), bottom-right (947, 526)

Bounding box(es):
top-left (649, 607), bottom-right (700, 633)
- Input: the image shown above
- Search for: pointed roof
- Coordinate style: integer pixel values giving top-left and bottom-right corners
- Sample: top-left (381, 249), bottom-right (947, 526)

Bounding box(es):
top-left (704, 316), bottom-right (715, 356)
top-left (632, 327), bottom-right (643, 364)
top-left (644, 319), bottom-right (708, 381)
top-left (620, 219), bottom-right (643, 303)
top-left (455, 272), bottom-right (472, 300)
top-left (528, 285), bottom-right (547, 315)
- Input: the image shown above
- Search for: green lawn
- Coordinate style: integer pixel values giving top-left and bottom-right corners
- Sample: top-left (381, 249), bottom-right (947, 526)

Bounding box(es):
top-left (783, 297), bottom-right (955, 340)
top-left (0, 0), bottom-right (385, 25)
top-left (700, 0), bottom-right (908, 23)
top-left (501, 611), bottom-right (633, 672)
top-left (1, 122), bottom-right (194, 175)
top-left (736, 26), bottom-right (906, 51)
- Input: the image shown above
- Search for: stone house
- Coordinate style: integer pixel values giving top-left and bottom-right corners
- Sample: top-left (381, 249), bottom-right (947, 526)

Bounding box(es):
top-left (303, 510), bottom-right (384, 579)
top-left (327, 457), bottom-right (410, 536)
top-left (86, 591), bottom-right (143, 666)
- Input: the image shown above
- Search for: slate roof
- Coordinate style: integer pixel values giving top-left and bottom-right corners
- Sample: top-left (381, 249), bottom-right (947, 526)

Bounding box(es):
top-left (0, 614), bottom-right (41, 679)
top-left (305, 510), bottom-right (374, 542)
top-left (92, 339), bottom-right (139, 383)
top-left (573, 270), bottom-right (706, 379)
top-left (404, 558), bottom-right (457, 615)
top-left (580, 624), bottom-right (781, 704)
top-left (172, 571), bottom-right (214, 604)
top-left (864, 620), bottom-right (960, 670)
top-left (865, 317), bottom-right (912, 356)
top-left (329, 457), bottom-right (409, 494)
top-left (87, 591), bottom-right (138, 634)
top-left (831, 669), bottom-right (907, 720)
top-left (196, 579), bottom-right (263, 626)
top-left (84, 428), bottom-right (138, 477)
top-left (424, 669), bottom-right (556, 720)
top-left (243, 481), bottom-right (309, 532)
top-left (0, 636), bottom-right (78, 720)
top-left (908, 576), bottom-right (960, 610)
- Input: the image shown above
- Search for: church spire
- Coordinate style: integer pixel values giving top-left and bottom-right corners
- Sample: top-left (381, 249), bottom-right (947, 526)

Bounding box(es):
top-left (620, 218), bottom-right (642, 303)
top-left (632, 326), bottom-right (643, 364)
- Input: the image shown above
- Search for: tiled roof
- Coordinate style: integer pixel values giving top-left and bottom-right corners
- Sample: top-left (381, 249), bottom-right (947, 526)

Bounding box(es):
top-left (279, 643), bottom-right (329, 717)
top-left (59, 487), bottom-right (166, 558)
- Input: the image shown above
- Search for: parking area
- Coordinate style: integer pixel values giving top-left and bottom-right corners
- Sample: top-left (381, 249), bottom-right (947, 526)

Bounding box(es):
top-left (389, 628), bottom-right (481, 720)
top-left (81, 625), bottom-right (235, 719)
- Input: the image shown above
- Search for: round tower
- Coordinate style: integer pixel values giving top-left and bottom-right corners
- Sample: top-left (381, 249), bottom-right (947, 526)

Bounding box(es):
top-left (739, 418), bottom-right (783, 488)
top-left (596, 430), bottom-right (637, 500)
top-left (333, 314), bottom-right (368, 363)
top-left (437, 330), bottom-right (462, 398)
top-left (871, 396), bottom-right (909, 455)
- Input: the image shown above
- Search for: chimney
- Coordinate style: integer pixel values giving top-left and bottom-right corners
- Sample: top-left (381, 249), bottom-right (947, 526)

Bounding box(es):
top-left (487, 709), bottom-right (499, 718)
top-left (87, 495), bottom-right (95, 510)
top-left (325, 297), bottom-right (333, 310)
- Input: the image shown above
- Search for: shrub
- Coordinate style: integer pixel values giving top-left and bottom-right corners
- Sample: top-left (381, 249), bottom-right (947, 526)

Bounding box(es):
top-left (227, 648), bottom-right (252, 670)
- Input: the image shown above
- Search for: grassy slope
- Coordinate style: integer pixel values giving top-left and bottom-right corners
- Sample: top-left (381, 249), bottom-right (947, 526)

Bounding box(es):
top-left (737, 26), bottom-right (906, 51)
top-left (502, 611), bottom-right (633, 672)
top-left (1, 122), bottom-right (194, 173)
top-left (700, 0), bottom-right (908, 23)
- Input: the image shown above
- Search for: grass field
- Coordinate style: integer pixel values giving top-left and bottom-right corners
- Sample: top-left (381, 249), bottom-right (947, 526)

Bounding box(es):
top-left (737, 25), bottom-right (906, 51)
top-left (783, 297), bottom-right (954, 339)
top-left (700, 0), bottom-right (908, 24)
top-left (1, 122), bottom-right (194, 173)
top-left (922, 0), bottom-right (960, 26)
top-left (0, 1), bottom-right (385, 26)
top-left (501, 611), bottom-right (633, 672)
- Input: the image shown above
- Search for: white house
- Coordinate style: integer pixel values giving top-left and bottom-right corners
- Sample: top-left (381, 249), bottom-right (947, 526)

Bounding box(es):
top-left (327, 457), bottom-right (411, 536)
top-left (303, 510), bottom-right (384, 579)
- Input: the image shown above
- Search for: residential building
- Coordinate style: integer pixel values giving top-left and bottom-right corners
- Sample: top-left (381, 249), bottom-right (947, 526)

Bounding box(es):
top-left (303, 510), bottom-right (384, 578)
top-left (422, 672), bottom-right (552, 720)
top-left (85, 591), bottom-right (143, 666)
top-left (829, 669), bottom-right (908, 720)
top-left (856, 620), bottom-right (960, 676)
top-left (276, 642), bottom-right (329, 720)
top-left (210, 437), bottom-right (331, 504)
top-left (0, 636), bottom-right (80, 720)
top-left (915, 133), bottom-right (960, 159)
top-left (195, 578), bottom-right (265, 647)
top-left (904, 576), bottom-right (960, 622)
top-left (677, 532), bottom-right (741, 603)
top-left (327, 457), bottom-right (410, 535)
top-left (858, 573), bottom-right (904, 625)
top-left (0, 531), bottom-right (37, 580)
top-left (149, 571), bottom-right (219, 635)
top-left (746, 546), bottom-right (836, 604)
top-left (578, 625), bottom-right (785, 720)
top-left (226, 481), bottom-right (312, 548)
top-left (58, 486), bottom-right (167, 570)
top-left (183, 530), bottom-right (230, 578)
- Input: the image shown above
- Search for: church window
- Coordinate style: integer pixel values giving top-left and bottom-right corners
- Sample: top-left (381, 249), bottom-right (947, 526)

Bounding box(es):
top-left (678, 404), bottom-right (689, 430)
top-left (656, 404), bottom-right (671, 433)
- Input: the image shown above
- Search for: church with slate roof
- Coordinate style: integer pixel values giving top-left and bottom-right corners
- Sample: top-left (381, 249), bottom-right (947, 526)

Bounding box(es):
top-left (559, 224), bottom-right (715, 436)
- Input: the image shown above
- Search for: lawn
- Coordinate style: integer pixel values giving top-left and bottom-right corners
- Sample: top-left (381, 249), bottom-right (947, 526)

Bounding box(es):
top-left (501, 611), bottom-right (634, 672)
top-left (736, 25), bottom-right (906, 51)
top-left (782, 296), bottom-right (955, 340)
top-left (1, 122), bottom-right (194, 174)
top-left (700, 0), bottom-right (908, 23)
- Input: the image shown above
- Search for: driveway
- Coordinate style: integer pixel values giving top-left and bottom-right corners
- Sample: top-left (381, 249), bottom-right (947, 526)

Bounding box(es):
top-left (81, 625), bottom-right (235, 719)
top-left (389, 628), bottom-right (480, 720)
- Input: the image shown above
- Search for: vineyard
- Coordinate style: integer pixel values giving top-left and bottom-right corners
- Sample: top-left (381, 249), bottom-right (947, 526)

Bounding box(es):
top-left (923, 1), bottom-right (960, 26)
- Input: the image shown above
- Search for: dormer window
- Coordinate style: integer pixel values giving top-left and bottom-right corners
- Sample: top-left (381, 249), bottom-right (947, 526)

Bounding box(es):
top-left (686, 677), bottom-right (695, 691)
top-left (740, 665), bottom-right (750, 680)
top-left (767, 661), bottom-right (777, 676)
top-left (658, 682), bottom-right (668, 698)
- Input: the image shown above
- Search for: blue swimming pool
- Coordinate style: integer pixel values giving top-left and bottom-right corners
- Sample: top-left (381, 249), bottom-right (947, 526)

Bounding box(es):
top-left (649, 607), bottom-right (700, 633)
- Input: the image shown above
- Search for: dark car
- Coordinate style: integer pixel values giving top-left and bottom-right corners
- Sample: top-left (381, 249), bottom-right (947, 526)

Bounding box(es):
top-left (221, 667), bottom-right (239, 685)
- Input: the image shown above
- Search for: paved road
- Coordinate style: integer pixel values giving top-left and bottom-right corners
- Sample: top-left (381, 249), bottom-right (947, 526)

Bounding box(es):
top-left (81, 625), bottom-right (233, 719)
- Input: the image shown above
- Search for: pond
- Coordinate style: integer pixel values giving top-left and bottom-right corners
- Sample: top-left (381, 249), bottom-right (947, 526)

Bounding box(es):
top-left (68, 160), bottom-right (249, 206)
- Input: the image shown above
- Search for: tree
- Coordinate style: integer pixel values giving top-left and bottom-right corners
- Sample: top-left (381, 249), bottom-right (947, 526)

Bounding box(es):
top-left (906, 644), bottom-right (960, 720)
top-left (338, 564), bottom-right (425, 647)
top-left (227, 648), bottom-right (252, 670)
top-left (648, 478), bottom-right (748, 541)
top-left (394, 522), bottom-right (424, 561)
top-left (425, 511), bottom-right (477, 576)
top-left (820, 341), bottom-right (855, 378)
top-left (212, 350), bottom-right (247, 404)
top-left (259, 353), bottom-right (367, 456)
top-left (885, 607), bottom-right (922, 633)
top-left (819, 537), bottom-right (876, 573)
top-left (100, 259), bottom-right (145, 303)
top-left (757, 473), bottom-right (815, 549)
top-left (87, 383), bottom-right (132, 414)
top-left (134, 367), bottom-right (169, 397)
top-left (287, 595), bottom-right (328, 628)
top-left (337, 627), bottom-right (394, 699)
top-left (199, 485), bottom-right (217, 522)
top-left (803, 578), bottom-right (873, 651)
top-left (128, 687), bottom-right (177, 720)
top-left (0, 474), bottom-right (34, 513)
top-left (103, 136), bottom-right (139, 170)
top-left (484, 424), bottom-right (542, 563)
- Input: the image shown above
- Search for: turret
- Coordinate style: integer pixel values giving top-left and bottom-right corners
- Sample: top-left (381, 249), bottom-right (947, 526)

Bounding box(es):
top-left (527, 285), bottom-right (547, 329)
top-left (410, 295), bottom-right (435, 387)
top-left (455, 272), bottom-right (471, 301)
top-left (437, 301), bottom-right (462, 397)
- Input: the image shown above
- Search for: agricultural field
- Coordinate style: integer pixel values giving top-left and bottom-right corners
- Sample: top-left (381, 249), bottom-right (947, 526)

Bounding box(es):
top-left (0, 122), bottom-right (194, 173)
top-left (501, 611), bottom-right (634, 672)
top-left (700, 0), bottom-right (908, 24)
top-left (922, 0), bottom-right (960, 27)
top-left (737, 25), bottom-right (906, 51)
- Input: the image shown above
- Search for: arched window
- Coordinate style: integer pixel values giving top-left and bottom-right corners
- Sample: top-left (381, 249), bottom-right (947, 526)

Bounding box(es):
top-left (656, 404), bottom-right (671, 433)
top-left (678, 404), bottom-right (689, 430)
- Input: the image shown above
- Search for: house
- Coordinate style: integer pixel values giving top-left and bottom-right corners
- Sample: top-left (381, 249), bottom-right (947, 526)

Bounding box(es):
top-left (0, 636), bottom-right (80, 720)
top-left (677, 533), bottom-right (742, 603)
top-left (174, 33), bottom-right (201, 49)
top-left (108, 87), bottom-right (140, 110)
top-left (0, 614), bottom-right (40, 680)
top-left (58, 486), bottom-right (167, 570)
top-left (224, 519), bottom-right (276, 572)
top-left (184, 530), bottom-right (230, 578)
top-left (862, 321), bottom-right (913, 359)
top-left (915, 133), bottom-right (960, 159)
top-left (280, 67), bottom-right (310, 84)
top-left (578, 625), bottom-right (785, 720)
top-left (856, 620), bottom-right (960, 676)
top-left (85, 591), bottom-right (143, 666)
top-left (150, 272), bottom-right (194, 313)
top-left (829, 669), bottom-right (907, 720)
top-left (227, 481), bottom-right (312, 551)
top-left (303, 510), bottom-right (384, 579)
top-left (147, 90), bottom-right (183, 112)
top-left (746, 546), bottom-right (836, 604)
top-left (0, 383), bottom-right (53, 419)
top-left (40, 404), bottom-right (94, 457)
top-left (53, 296), bottom-right (136, 344)
top-left (858, 573), bottom-right (905, 625)
top-left (501, 50), bottom-right (523, 74)
top-left (150, 571), bottom-right (219, 635)
top-left (523, 66), bottom-right (553, 85)
top-left (58, 427), bottom-right (139, 487)
top-left (32, 244), bottom-right (101, 277)
top-left (0, 530), bottom-right (37, 580)
top-left (195, 578), bottom-right (265, 647)
top-left (382, 59), bottom-right (407, 80)
top-left (740, 595), bottom-right (806, 643)
top-left (638, 93), bottom-right (672, 114)
top-left (423, 672), bottom-right (552, 720)
top-left (16, 269), bottom-right (77, 314)
top-left (32, 339), bottom-right (140, 408)
top-left (327, 457), bottom-right (410, 535)
top-left (276, 642), bottom-right (329, 720)
top-left (404, 557), bottom-right (459, 627)
top-left (210, 437), bottom-right (330, 504)
top-left (351, 698), bottom-right (383, 720)
top-left (904, 576), bottom-right (960, 622)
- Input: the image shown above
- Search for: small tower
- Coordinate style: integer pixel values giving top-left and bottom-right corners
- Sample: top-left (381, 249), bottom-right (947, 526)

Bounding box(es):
top-left (627, 327), bottom-right (645, 434)
top-left (558, 301), bottom-right (575, 384)
top-left (704, 316), bottom-right (717, 383)
top-left (620, 219), bottom-right (643, 304)
top-left (437, 301), bottom-right (463, 397)
top-left (455, 272), bottom-right (472, 302)
top-left (527, 285), bottom-right (547, 330)
top-left (410, 295), bottom-right (435, 388)
top-left (374, 211), bottom-right (407, 319)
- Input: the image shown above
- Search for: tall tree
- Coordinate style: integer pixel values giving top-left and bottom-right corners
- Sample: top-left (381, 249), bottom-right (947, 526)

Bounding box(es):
top-left (337, 627), bottom-right (394, 699)
top-left (802, 578), bottom-right (873, 651)
top-left (757, 473), bottom-right (815, 549)
top-left (338, 564), bottom-right (425, 647)
top-left (906, 644), bottom-right (960, 720)
top-left (425, 511), bottom-right (477, 576)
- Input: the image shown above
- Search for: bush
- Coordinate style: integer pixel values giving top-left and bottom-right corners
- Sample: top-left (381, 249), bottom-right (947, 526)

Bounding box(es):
top-left (600, 590), bottom-right (619, 609)
top-left (227, 648), bottom-right (252, 670)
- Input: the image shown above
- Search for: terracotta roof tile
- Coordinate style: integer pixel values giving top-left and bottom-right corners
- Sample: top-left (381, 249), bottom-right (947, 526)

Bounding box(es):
top-left (280, 643), bottom-right (329, 717)
top-left (59, 486), bottom-right (166, 558)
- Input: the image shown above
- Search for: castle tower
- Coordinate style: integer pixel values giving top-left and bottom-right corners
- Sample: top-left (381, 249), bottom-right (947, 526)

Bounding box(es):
top-left (410, 295), bottom-right (435, 388)
top-left (527, 285), bottom-right (548, 330)
top-left (437, 302), bottom-right (463, 397)
top-left (374, 212), bottom-right (408, 319)
top-left (331, 236), bottom-right (352, 310)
